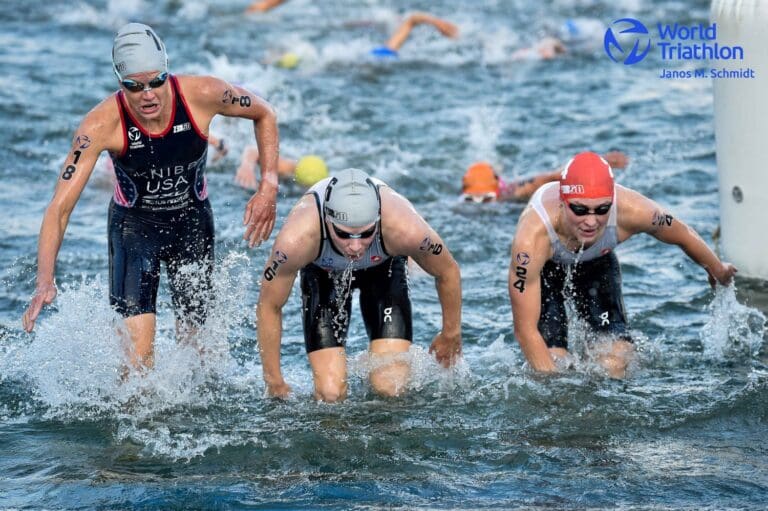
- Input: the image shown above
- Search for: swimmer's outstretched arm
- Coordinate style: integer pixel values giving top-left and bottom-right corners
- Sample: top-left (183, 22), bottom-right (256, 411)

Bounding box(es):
top-left (256, 263), bottom-right (295, 398)
top-left (207, 134), bottom-right (228, 163)
top-left (617, 186), bottom-right (737, 287)
top-left (235, 145), bottom-right (296, 191)
top-left (235, 146), bottom-right (261, 191)
top-left (22, 98), bottom-right (120, 332)
top-left (245, 0), bottom-right (286, 13)
top-left (500, 151), bottom-right (630, 202)
top-left (602, 150), bottom-right (629, 170)
top-left (385, 12), bottom-right (459, 52)
top-left (256, 196), bottom-right (319, 398)
top-left (197, 77), bottom-right (280, 246)
top-left (380, 189), bottom-right (463, 367)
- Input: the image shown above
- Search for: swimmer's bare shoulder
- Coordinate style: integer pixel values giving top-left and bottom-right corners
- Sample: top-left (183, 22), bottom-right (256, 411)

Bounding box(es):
top-left (270, 194), bottom-right (321, 270)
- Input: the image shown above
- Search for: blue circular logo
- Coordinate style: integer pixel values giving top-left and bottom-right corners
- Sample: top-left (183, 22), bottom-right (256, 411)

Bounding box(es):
top-left (604, 18), bottom-right (652, 65)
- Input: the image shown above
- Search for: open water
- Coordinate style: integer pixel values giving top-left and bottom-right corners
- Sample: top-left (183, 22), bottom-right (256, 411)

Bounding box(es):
top-left (1, 0), bottom-right (767, 509)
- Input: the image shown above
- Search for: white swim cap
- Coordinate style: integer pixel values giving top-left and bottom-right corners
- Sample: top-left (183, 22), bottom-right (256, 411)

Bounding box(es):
top-left (112, 23), bottom-right (168, 79)
top-left (323, 169), bottom-right (380, 228)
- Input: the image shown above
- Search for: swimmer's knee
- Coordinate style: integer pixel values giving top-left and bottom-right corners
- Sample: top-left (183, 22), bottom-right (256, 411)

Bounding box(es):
top-left (597, 354), bottom-right (628, 379)
top-left (314, 380), bottom-right (347, 403)
top-left (549, 346), bottom-right (570, 359)
top-left (597, 341), bottom-right (634, 379)
top-left (370, 371), bottom-right (408, 397)
top-left (368, 347), bottom-right (411, 398)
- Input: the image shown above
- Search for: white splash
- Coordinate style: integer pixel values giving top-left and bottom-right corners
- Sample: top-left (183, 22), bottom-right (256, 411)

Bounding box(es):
top-left (58, 0), bottom-right (150, 29)
top-left (700, 285), bottom-right (765, 360)
top-left (175, 0), bottom-right (208, 21)
top-left (0, 252), bottom-right (261, 459)
top-left (466, 106), bottom-right (503, 166)
top-left (4, 275), bottom-right (124, 412)
top-left (349, 344), bottom-right (471, 397)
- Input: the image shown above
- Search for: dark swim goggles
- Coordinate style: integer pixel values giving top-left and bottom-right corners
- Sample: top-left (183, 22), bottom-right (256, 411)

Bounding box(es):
top-left (120, 72), bottom-right (169, 93)
top-left (567, 202), bottom-right (613, 216)
top-left (330, 222), bottom-right (377, 239)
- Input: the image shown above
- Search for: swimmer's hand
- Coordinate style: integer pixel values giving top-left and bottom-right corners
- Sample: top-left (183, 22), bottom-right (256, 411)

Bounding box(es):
top-left (709, 262), bottom-right (738, 288)
top-left (429, 330), bottom-right (462, 368)
top-left (22, 281), bottom-right (57, 333)
top-left (602, 150), bottom-right (629, 170)
top-left (266, 379), bottom-right (292, 399)
top-left (212, 138), bottom-right (228, 163)
top-left (235, 162), bottom-right (258, 191)
top-left (243, 186), bottom-right (277, 248)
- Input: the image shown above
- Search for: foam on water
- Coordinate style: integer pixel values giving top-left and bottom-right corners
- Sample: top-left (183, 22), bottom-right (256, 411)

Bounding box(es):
top-left (368, 144), bottom-right (421, 183)
top-left (349, 344), bottom-right (471, 397)
top-left (303, 104), bottom-right (359, 139)
top-left (1, 276), bottom-right (124, 413)
top-left (192, 54), bottom-right (284, 98)
top-left (57, 0), bottom-right (150, 29)
top-left (320, 39), bottom-right (380, 66)
top-left (466, 105), bottom-right (504, 168)
top-left (175, 0), bottom-right (209, 22)
top-left (4, 232), bottom-right (752, 461)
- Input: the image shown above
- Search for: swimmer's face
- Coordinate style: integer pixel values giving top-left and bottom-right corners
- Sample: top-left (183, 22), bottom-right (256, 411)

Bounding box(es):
top-left (119, 70), bottom-right (171, 123)
top-left (460, 192), bottom-right (497, 204)
top-left (327, 220), bottom-right (378, 261)
top-left (562, 197), bottom-right (613, 245)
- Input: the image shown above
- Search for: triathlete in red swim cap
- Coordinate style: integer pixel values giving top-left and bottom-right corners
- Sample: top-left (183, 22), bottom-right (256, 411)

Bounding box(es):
top-left (508, 151), bottom-right (737, 378)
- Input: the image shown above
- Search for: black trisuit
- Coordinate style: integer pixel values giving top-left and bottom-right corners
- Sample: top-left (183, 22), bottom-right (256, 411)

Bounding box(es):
top-left (108, 75), bottom-right (213, 325)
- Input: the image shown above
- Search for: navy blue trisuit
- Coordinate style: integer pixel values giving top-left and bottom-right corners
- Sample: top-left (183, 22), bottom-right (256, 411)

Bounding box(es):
top-left (108, 75), bottom-right (213, 325)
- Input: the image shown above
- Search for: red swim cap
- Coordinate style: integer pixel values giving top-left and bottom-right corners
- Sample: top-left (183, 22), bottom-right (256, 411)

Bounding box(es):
top-left (559, 151), bottom-right (614, 200)
top-left (462, 162), bottom-right (499, 196)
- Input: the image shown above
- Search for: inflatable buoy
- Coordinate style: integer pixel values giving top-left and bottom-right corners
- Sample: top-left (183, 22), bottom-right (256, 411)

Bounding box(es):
top-left (711, 0), bottom-right (768, 279)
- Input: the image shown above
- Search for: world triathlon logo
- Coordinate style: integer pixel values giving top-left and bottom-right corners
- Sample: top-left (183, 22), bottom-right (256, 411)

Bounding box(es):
top-left (604, 18), bottom-right (652, 65)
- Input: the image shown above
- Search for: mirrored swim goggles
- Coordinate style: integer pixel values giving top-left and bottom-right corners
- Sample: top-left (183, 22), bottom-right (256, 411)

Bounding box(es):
top-left (566, 201), bottom-right (612, 216)
top-left (460, 192), bottom-right (497, 204)
top-left (119, 71), bottom-right (169, 93)
top-left (330, 222), bottom-right (378, 240)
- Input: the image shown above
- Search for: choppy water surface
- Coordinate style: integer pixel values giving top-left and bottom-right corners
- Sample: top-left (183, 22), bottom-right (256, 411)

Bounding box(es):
top-left (1, 0), bottom-right (767, 509)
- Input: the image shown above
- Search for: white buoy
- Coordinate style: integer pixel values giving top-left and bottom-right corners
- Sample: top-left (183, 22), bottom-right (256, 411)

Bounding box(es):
top-left (711, 0), bottom-right (768, 279)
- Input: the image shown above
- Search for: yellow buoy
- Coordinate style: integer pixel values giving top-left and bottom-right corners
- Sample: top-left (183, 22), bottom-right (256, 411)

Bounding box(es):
top-left (294, 155), bottom-right (328, 186)
top-left (276, 52), bottom-right (300, 69)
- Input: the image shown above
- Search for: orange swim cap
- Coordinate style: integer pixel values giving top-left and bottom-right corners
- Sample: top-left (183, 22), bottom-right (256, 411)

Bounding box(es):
top-left (559, 152), bottom-right (614, 200)
top-left (462, 162), bottom-right (499, 196)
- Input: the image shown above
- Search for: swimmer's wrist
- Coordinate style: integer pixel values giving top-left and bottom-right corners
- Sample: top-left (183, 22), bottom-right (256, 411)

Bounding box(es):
top-left (259, 172), bottom-right (279, 194)
top-left (35, 274), bottom-right (56, 288)
top-left (264, 371), bottom-right (285, 385)
top-left (258, 183), bottom-right (279, 197)
top-left (441, 326), bottom-right (461, 340)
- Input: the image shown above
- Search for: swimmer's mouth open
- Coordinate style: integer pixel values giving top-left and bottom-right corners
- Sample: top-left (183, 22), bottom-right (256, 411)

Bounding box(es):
top-left (141, 102), bottom-right (159, 113)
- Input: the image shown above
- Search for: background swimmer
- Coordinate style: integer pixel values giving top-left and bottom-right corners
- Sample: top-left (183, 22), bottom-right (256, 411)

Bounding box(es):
top-left (511, 18), bottom-right (607, 60)
top-left (460, 151), bottom-right (629, 203)
top-left (234, 147), bottom-right (328, 190)
top-left (370, 12), bottom-right (458, 59)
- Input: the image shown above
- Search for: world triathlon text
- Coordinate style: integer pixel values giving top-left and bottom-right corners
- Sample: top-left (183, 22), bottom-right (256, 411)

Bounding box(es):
top-left (656, 23), bottom-right (744, 61)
